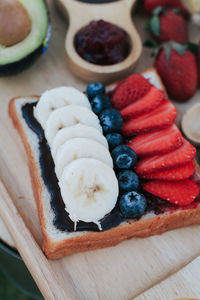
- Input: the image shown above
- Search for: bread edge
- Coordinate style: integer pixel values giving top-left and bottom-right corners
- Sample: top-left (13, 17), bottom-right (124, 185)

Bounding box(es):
top-left (8, 91), bottom-right (200, 260)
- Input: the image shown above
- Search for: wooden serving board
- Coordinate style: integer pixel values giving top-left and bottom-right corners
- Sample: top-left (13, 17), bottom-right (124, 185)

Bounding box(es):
top-left (136, 257), bottom-right (200, 299)
top-left (0, 218), bottom-right (15, 248)
top-left (1, 1), bottom-right (200, 299)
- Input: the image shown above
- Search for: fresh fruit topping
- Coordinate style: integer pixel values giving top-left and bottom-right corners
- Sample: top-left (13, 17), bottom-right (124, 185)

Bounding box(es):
top-left (141, 161), bottom-right (195, 181)
top-left (155, 43), bottom-right (198, 101)
top-left (111, 74), bottom-right (151, 110)
top-left (34, 87), bottom-right (91, 129)
top-left (146, 8), bottom-right (188, 44)
top-left (111, 145), bottom-right (137, 170)
top-left (59, 158), bottom-right (119, 225)
top-left (143, 179), bottom-right (199, 205)
top-left (123, 100), bottom-right (177, 136)
top-left (99, 108), bottom-right (123, 133)
top-left (143, 0), bottom-right (187, 16)
top-left (119, 191), bottom-right (147, 218)
top-left (51, 124), bottom-right (109, 159)
top-left (135, 139), bottom-right (196, 175)
top-left (115, 79), bottom-right (125, 90)
top-left (91, 94), bottom-right (112, 115)
top-left (86, 82), bottom-right (105, 100)
top-left (106, 132), bottom-right (123, 150)
top-left (120, 85), bottom-right (164, 119)
top-left (55, 138), bottom-right (113, 178)
top-left (128, 125), bottom-right (183, 157)
top-left (117, 170), bottom-right (139, 192)
top-left (45, 105), bottom-right (102, 146)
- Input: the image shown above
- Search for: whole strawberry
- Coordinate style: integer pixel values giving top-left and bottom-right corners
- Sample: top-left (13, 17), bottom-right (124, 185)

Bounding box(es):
top-left (146, 8), bottom-right (188, 44)
top-left (155, 43), bottom-right (198, 101)
top-left (143, 0), bottom-right (187, 16)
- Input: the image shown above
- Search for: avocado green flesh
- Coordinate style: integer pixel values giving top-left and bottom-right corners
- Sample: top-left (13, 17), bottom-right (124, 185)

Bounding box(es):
top-left (0, 0), bottom-right (48, 65)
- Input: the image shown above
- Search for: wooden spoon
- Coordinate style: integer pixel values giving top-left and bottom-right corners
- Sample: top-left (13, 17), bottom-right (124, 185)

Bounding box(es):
top-left (56, 0), bottom-right (142, 83)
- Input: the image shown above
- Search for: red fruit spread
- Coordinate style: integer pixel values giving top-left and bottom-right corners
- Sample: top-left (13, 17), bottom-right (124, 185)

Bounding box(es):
top-left (74, 20), bottom-right (130, 65)
top-left (143, 166), bottom-right (200, 215)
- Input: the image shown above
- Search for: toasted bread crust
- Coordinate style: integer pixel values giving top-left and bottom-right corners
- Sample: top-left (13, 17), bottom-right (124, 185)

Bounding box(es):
top-left (9, 96), bottom-right (200, 259)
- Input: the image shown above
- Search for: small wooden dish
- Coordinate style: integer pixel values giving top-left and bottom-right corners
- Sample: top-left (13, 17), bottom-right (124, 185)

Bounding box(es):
top-left (181, 103), bottom-right (200, 146)
top-left (56, 0), bottom-right (142, 83)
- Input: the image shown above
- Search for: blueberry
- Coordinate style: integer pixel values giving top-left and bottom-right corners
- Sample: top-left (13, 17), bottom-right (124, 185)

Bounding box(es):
top-left (90, 94), bottom-right (112, 115)
top-left (86, 82), bottom-right (105, 100)
top-left (119, 191), bottom-right (147, 218)
top-left (106, 133), bottom-right (123, 150)
top-left (117, 170), bottom-right (139, 192)
top-left (111, 145), bottom-right (137, 170)
top-left (99, 108), bottom-right (123, 134)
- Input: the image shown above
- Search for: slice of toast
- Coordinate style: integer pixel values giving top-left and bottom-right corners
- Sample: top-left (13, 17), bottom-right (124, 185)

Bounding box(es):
top-left (9, 68), bottom-right (200, 259)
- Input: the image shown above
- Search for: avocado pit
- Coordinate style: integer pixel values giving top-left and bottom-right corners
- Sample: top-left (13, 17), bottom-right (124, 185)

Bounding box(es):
top-left (0, 0), bottom-right (31, 47)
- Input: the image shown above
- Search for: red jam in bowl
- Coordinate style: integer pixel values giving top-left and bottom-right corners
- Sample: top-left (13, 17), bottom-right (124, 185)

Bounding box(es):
top-left (74, 20), bottom-right (130, 65)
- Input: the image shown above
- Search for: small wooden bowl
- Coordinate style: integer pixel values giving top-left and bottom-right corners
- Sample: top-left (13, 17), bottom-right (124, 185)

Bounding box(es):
top-left (56, 0), bottom-right (142, 83)
top-left (181, 103), bottom-right (200, 146)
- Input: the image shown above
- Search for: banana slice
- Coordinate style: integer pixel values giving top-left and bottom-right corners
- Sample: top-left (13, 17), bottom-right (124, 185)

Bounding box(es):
top-left (45, 105), bottom-right (102, 146)
top-left (51, 124), bottom-right (108, 159)
top-left (55, 138), bottom-right (113, 178)
top-left (59, 158), bottom-right (118, 229)
top-left (34, 87), bottom-right (90, 129)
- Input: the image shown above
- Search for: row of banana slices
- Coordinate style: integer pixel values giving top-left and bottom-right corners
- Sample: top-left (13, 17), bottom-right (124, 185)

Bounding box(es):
top-left (34, 87), bottom-right (119, 230)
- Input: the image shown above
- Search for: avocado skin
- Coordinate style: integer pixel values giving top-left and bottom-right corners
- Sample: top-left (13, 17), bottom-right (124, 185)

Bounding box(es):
top-left (0, 43), bottom-right (43, 76)
top-left (0, 1), bottom-right (51, 76)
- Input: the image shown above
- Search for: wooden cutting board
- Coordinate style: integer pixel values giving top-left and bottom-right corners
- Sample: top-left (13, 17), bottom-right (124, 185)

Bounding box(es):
top-left (0, 218), bottom-right (15, 248)
top-left (1, 1), bottom-right (200, 299)
top-left (136, 257), bottom-right (200, 299)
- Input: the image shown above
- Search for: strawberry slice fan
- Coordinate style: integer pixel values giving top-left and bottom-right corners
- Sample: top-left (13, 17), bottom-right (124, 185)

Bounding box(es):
top-left (112, 74), bottom-right (199, 206)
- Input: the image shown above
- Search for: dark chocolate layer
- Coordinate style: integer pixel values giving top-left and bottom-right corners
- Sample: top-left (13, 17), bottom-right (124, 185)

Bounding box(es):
top-left (22, 102), bottom-right (124, 232)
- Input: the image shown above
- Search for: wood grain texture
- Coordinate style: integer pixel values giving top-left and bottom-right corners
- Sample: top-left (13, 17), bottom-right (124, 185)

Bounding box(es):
top-left (0, 181), bottom-right (70, 300)
top-left (0, 1), bottom-right (200, 299)
top-left (134, 257), bottom-right (200, 300)
top-left (0, 218), bottom-right (15, 248)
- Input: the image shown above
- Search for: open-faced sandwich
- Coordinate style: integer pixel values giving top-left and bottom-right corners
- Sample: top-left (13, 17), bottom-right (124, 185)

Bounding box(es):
top-left (9, 68), bottom-right (200, 259)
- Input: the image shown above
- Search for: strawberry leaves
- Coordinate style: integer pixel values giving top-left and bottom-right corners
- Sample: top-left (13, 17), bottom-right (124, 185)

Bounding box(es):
top-left (145, 6), bottom-right (165, 36)
top-left (186, 42), bottom-right (199, 54)
top-left (146, 16), bottom-right (160, 36)
top-left (162, 42), bottom-right (198, 60)
top-left (145, 7), bottom-right (188, 45)
top-left (163, 42), bottom-right (186, 60)
top-left (144, 40), bottom-right (198, 61)
top-left (143, 39), bottom-right (159, 48)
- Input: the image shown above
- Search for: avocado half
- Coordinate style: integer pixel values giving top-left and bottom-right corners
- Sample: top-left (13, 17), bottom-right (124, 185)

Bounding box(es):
top-left (0, 0), bottom-right (51, 76)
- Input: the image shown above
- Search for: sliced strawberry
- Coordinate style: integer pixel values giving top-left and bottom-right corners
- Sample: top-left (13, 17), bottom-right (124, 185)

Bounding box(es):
top-left (120, 86), bottom-right (164, 119)
top-left (143, 179), bottom-right (199, 205)
top-left (135, 139), bottom-right (196, 175)
top-left (141, 161), bottom-right (195, 181)
top-left (128, 125), bottom-right (183, 157)
top-left (123, 100), bottom-right (177, 136)
top-left (111, 74), bottom-right (151, 110)
top-left (115, 79), bottom-right (125, 90)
